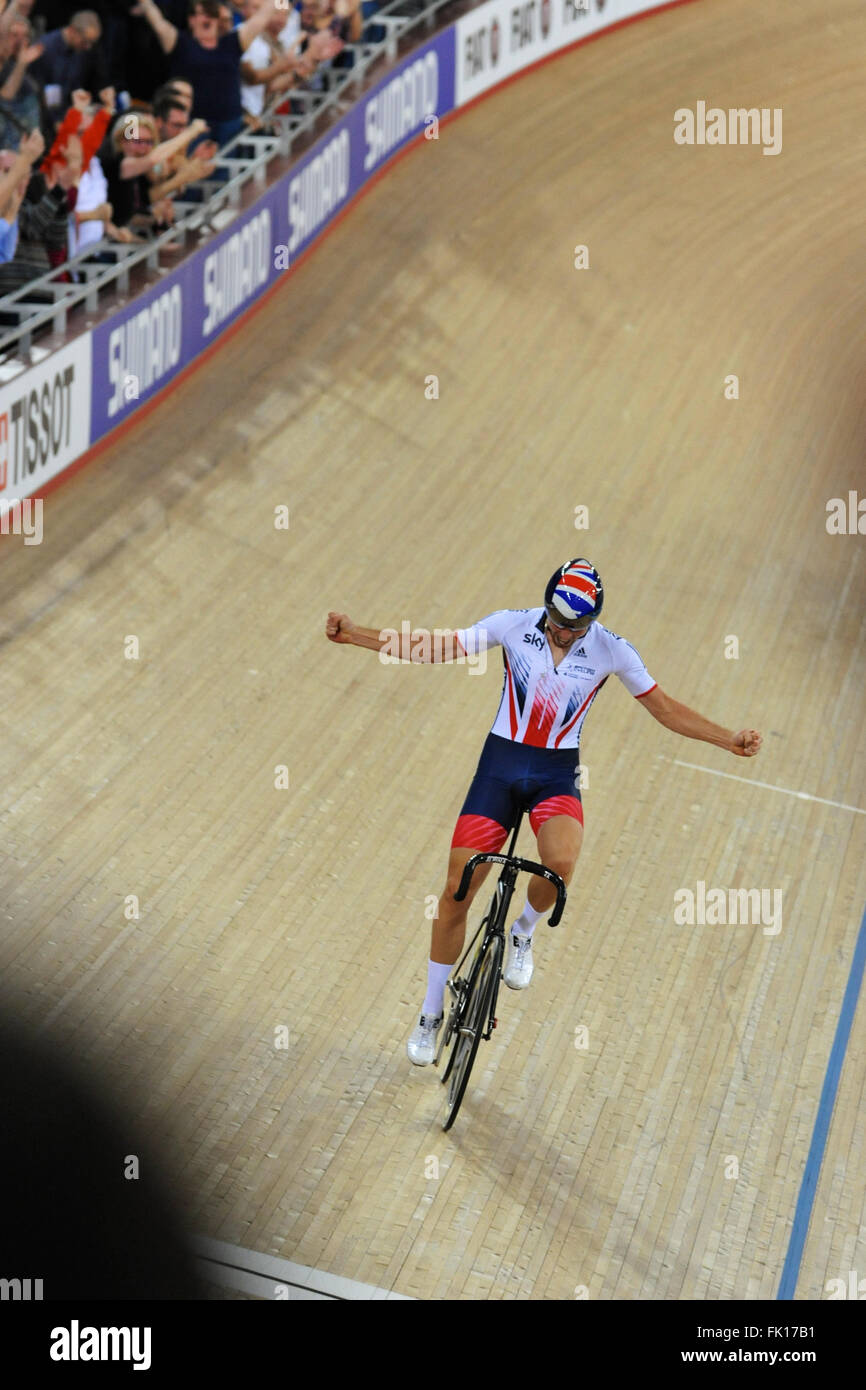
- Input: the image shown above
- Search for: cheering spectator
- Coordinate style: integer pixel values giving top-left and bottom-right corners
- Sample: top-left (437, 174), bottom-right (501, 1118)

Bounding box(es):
top-left (295, 26), bottom-right (343, 82)
top-left (152, 87), bottom-right (192, 141)
top-left (0, 124), bottom-right (43, 261)
top-left (29, 11), bottom-right (109, 123)
top-left (0, 123), bottom-right (81, 292)
top-left (42, 87), bottom-right (111, 182)
top-left (40, 87), bottom-right (116, 254)
top-left (300, 0), bottom-right (360, 45)
top-left (100, 107), bottom-right (206, 232)
top-left (240, 0), bottom-right (304, 122)
top-left (133, 0), bottom-right (290, 146)
top-left (0, 15), bottom-right (44, 149)
top-left (0, 0), bottom-right (37, 41)
top-left (293, 3), bottom-right (344, 81)
top-left (148, 87), bottom-right (216, 202)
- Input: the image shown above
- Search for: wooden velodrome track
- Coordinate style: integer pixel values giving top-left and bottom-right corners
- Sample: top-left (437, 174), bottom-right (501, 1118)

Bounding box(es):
top-left (1, 0), bottom-right (864, 1301)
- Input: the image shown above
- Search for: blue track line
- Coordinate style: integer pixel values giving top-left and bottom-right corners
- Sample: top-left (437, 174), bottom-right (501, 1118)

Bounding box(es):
top-left (777, 902), bottom-right (866, 1299)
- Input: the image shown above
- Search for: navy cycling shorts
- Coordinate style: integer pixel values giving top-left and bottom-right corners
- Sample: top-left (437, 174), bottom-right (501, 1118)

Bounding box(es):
top-left (451, 732), bottom-right (583, 851)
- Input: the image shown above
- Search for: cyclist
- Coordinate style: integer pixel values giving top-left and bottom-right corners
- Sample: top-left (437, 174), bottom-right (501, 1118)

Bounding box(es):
top-left (325, 558), bottom-right (762, 1065)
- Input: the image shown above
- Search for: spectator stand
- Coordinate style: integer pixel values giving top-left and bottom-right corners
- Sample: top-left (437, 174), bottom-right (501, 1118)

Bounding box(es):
top-left (0, 0), bottom-right (460, 364)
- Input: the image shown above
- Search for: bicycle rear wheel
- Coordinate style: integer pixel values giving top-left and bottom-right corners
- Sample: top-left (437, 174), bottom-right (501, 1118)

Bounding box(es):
top-left (442, 935), bottom-right (502, 1132)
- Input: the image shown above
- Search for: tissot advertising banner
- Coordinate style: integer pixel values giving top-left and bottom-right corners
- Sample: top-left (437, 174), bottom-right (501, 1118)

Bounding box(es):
top-left (0, 336), bottom-right (91, 506)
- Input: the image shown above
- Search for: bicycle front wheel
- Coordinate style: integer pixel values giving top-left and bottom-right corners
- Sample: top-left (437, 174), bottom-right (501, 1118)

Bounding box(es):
top-left (442, 935), bottom-right (502, 1132)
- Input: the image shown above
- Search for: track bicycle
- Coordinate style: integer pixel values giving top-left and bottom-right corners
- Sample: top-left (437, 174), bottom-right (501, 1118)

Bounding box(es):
top-left (434, 810), bottom-right (567, 1131)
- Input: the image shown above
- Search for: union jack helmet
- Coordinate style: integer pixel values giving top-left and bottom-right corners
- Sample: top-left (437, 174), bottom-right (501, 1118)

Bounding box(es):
top-left (544, 558), bottom-right (604, 626)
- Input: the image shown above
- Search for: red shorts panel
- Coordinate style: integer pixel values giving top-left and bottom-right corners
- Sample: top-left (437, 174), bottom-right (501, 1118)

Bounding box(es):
top-left (450, 814), bottom-right (509, 852)
top-left (529, 795), bottom-right (584, 835)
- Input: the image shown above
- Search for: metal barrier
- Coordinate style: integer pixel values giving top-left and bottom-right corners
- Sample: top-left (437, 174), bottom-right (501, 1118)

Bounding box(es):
top-left (0, 0), bottom-right (459, 362)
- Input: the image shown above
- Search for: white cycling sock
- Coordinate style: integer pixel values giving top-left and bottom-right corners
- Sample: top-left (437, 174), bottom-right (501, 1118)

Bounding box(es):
top-left (512, 898), bottom-right (543, 939)
top-left (422, 960), bottom-right (451, 1017)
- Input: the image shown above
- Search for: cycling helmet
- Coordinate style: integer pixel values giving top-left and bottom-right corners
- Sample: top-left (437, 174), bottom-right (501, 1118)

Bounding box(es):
top-left (544, 558), bottom-right (604, 626)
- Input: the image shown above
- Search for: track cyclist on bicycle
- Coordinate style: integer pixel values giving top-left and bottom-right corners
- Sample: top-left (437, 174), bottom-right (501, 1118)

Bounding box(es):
top-left (325, 558), bottom-right (762, 1066)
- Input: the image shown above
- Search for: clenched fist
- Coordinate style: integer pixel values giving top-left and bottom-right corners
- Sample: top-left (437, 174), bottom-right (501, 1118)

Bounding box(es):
top-left (326, 612), bottom-right (356, 644)
top-left (731, 729), bottom-right (762, 757)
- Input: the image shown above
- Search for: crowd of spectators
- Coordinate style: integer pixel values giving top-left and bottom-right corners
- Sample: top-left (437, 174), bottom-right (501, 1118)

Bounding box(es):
top-left (0, 0), bottom-right (372, 300)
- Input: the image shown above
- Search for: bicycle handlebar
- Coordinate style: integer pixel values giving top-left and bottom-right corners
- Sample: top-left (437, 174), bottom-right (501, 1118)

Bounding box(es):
top-left (452, 853), bottom-right (567, 927)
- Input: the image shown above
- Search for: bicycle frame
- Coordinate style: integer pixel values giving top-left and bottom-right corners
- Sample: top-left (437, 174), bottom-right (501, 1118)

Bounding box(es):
top-left (449, 813), bottom-right (568, 981)
top-left (436, 811), bottom-right (568, 1128)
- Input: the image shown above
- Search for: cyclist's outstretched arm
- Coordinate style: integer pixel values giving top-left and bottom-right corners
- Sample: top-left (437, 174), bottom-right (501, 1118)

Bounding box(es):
top-left (325, 612), bottom-right (463, 662)
top-left (639, 685), bottom-right (762, 758)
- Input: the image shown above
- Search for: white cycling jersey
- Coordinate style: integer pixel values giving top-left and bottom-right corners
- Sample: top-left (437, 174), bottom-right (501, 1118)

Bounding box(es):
top-left (455, 609), bottom-right (656, 750)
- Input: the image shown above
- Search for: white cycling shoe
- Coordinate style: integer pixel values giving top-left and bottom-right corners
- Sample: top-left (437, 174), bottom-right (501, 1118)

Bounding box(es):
top-left (407, 1013), bottom-right (443, 1066)
top-left (503, 932), bottom-right (534, 989)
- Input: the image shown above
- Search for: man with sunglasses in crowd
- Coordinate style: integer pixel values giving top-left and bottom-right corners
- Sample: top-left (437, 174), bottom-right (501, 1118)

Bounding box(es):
top-left (325, 558), bottom-right (763, 1065)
